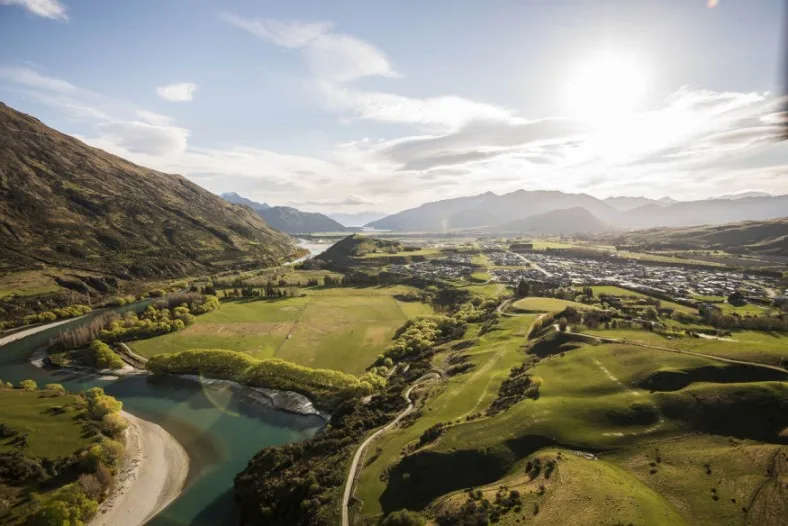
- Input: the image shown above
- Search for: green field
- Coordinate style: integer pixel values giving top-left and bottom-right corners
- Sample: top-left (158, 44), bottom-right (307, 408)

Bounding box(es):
top-left (0, 270), bottom-right (63, 298)
top-left (0, 389), bottom-right (91, 459)
top-left (355, 315), bottom-right (539, 521)
top-left (131, 285), bottom-right (432, 375)
top-left (512, 297), bottom-right (597, 313)
top-left (358, 248), bottom-right (441, 260)
top-left (579, 285), bottom-right (697, 314)
top-left (354, 317), bottom-right (788, 524)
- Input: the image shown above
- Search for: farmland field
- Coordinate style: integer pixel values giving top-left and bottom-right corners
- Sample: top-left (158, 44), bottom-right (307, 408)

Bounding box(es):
top-left (0, 389), bottom-right (91, 459)
top-left (512, 297), bottom-right (597, 312)
top-left (131, 286), bottom-right (431, 375)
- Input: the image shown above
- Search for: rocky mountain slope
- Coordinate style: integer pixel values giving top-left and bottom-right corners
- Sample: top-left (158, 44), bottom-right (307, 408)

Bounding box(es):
top-left (0, 102), bottom-right (296, 278)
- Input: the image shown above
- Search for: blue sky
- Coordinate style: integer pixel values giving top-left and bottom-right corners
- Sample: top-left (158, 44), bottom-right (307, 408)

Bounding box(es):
top-left (1, 0), bottom-right (787, 213)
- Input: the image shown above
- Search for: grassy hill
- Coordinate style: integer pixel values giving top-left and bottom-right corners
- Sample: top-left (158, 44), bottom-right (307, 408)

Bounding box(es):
top-left (605, 217), bottom-right (788, 256)
top-left (495, 207), bottom-right (613, 235)
top-left (258, 206), bottom-right (348, 234)
top-left (0, 102), bottom-right (297, 279)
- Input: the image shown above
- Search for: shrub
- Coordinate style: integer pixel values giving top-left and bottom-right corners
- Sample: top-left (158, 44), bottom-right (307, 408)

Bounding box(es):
top-left (44, 383), bottom-right (66, 395)
top-left (89, 340), bottom-right (124, 370)
top-left (83, 387), bottom-right (123, 419)
top-left (148, 289), bottom-right (166, 298)
top-left (99, 413), bottom-right (128, 437)
top-left (382, 509), bottom-right (426, 526)
top-left (17, 379), bottom-right (37, 391)
top-left (31, 483), bottom-right (98, 526)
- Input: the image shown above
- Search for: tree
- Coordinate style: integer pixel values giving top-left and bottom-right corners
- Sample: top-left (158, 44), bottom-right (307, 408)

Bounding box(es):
top-left (558, 318), bottom-right (568, 332)
top-left (727, 290), bottom-right (746, 306)
top-left (515, 279), bottom-right (531, 298)
top-left (382, 509), bottom-right (426, 526)
top-left (17, 379), bottom-right (37, 391)
top-left (44, 383), bottom-right (66, 395)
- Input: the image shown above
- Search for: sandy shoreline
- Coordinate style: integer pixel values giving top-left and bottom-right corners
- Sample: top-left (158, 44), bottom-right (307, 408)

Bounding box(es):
top-left (90, 411), bottom-right (189, 526)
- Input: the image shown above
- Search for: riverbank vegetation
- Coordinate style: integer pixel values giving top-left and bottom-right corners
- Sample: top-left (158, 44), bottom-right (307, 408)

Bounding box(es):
top-left (147, 349), bottom-right (385, 408)
top-left (0, 383), bottom-right (127, 525)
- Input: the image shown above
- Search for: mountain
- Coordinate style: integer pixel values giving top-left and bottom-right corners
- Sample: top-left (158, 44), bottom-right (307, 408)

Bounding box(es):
top-left (366, 190), bottom-right (619, 231)
top-left (0, 102), bottom-right (296, 278)
top-left (623, 196), bottom-right (788, 228)
top-left (258, 206), bottom-right (348, 233)
top-left (605, 217), bottom-right (788, 256)
top-left (327, 211), bottom-right (386, 227)
top-left (368, 189), bottom-right (788, 232)
top-left (603, 196), bottom-right (676, 211)
top-left (495, 207), bottom-right (612, 235)
top-left (220, 192), bottom-right (270, 210)
top-left (715, 191), bottom-right (774, 200)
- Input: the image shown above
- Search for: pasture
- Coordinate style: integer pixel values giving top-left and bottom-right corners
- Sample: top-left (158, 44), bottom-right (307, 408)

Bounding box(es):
top-left (357, 328), bottom-right (788, 524)
top-left (512, 297), bottom-right (597, 313)
top-left (131, 286), bottom-right (432, 375)
top-left (0, 389), bottom-right (90, 459)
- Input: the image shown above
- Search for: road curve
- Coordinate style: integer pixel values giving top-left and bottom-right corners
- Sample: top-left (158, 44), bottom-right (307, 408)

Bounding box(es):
top-left (341, 372), bottom-right (440, 526)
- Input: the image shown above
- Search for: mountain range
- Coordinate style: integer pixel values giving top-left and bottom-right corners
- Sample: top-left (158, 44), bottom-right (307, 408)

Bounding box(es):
top-left (257, 206), bottom-right (348, 234)
top-left (220, 192), bottom-right (270, 210)
top-left (0, 102), bottom-right (296, 278)
top-left (366, 190), bottom-right (788, 233)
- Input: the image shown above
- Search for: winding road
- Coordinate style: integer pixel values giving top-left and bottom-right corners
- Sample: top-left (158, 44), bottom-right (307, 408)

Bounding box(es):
top-left (341, 372), bottom-right (441, 526)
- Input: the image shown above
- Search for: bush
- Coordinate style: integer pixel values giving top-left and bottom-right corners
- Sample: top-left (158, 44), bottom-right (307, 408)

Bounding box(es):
top-left (31, 483), bottom-right (98, 526)
top-left (89, 340), bottom-right (124, 370)
top-left (147, 349), bottom-right (384, 407)
top-left (99, 413), bottom-right (128, 437)
top-left (383, 509), bottom-right (426, 525)
top-left (84, 387), bottom-right (122, 419)
top-left (17, 379), bottom-right (37, 391)
top-left (147, 289), bottom-right (166, 298)
top-left (44, 383), bottom-right (66, 395)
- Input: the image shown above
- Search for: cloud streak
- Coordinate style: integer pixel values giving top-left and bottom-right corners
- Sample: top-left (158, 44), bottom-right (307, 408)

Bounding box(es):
top-left (1, 0), bottom-right (67, 20)
top-left (156, 82), bottom-right (198, 102)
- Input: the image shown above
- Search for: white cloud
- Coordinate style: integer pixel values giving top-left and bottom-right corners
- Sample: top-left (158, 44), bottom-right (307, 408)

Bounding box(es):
top-left (156, 82), bottom-right (197, 102)
top-left (223, 14), bottom-right (396, 82)
top-left (95, 120), bottom-right (189, 156)
top-left (135, 110), bottom-right (173, 126)
top-left (1, 0), bottom-right (67, 20)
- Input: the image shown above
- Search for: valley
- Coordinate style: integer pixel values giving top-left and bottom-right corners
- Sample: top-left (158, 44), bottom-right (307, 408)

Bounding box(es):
top-left (0, 104), bottom-right (786, 526)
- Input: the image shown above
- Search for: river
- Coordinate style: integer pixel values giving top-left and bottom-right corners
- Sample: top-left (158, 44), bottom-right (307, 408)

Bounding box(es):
top-left (0, 274), bottom-right (333, 524)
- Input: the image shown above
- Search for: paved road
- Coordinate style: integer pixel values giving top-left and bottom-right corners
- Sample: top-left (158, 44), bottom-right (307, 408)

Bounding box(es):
top-left (341, 372), bottom-right (441, 526)
top-left (506, 250), bottom-right (552, 277)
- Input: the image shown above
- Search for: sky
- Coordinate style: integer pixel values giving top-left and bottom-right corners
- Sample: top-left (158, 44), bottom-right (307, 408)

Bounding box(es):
top-left (1, 0), bottom-right (787, 214)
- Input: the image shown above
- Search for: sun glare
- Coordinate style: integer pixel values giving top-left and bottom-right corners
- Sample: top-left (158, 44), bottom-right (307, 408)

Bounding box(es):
top-left (566, 52), bottom-right (648, 124)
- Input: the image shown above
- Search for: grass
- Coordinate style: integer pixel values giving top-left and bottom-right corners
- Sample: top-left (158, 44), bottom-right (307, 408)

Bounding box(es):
top-left (131, 297), bottom-right (309, 359)
top-left (459, 283), bottom-right (509, 299)
top-left (355, 315), bottom-right (538, 521)
top-left (359, 329), bottom-right (788, 522)
top-left (275, 294), bottom-right (406, 374)
top-left (0, 389), bottom-right (91, 459)
top-left (470, 271), bottom-right (492, 283)
top-left (0, 270), bottom-right (63, 298)
top-left (512, 297), bottom-right (597, 313)
top-left (579, 285), bottom-right (697, 314)
top-left (396, 301), bottom-right (435, 318)
top-left (431, 449), bottom-right (685, 526)
top-left (132, 285), bottom-right (431, 375)
top-left (358, 248), bottom-right (441, 260)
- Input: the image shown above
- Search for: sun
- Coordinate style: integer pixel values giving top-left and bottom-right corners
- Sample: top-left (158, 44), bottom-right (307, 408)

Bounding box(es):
top-left (565, 51), bottom-right (648, 123)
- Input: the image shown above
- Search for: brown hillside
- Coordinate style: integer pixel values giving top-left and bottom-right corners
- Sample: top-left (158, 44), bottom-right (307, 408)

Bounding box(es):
top-left (0, 102), bottom-right (297, 278)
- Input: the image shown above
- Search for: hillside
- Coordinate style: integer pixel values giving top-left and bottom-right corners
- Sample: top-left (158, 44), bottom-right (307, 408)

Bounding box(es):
top-left (495, 207), bottom-right (612, 234)
top-left (0, 102), bottom-right (296, 278)
top-left (315, 234), bottom-right (402, 267)
top-left (367, 189), bottom-right (788, 232)
top-left (603, 195), bottom-right (676, 211)
top-left (220, 192), bottom-right (270, 210)
top-left (366, 190), bottom-right (619, 231)
top-left (624, 196), bottom-right (788, 229)
top-left (258, 206), bottom-right (348, 233)
top-left (328, 211), bottom-right (386, 227)
top-left (605, 217), bottom-right (788, 256)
